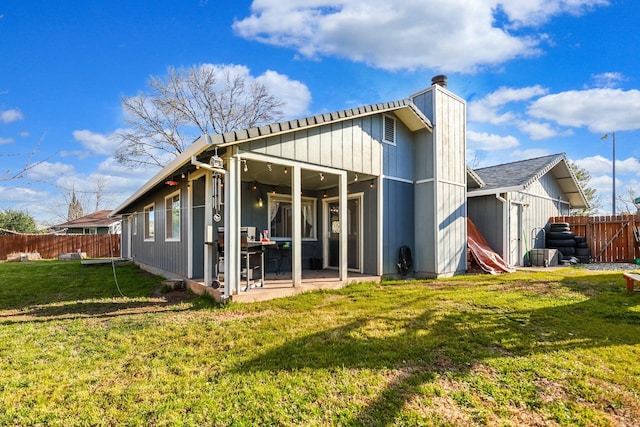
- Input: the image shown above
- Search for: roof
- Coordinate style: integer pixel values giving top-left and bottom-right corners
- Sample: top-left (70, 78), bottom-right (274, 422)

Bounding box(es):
top-left (111, 98), bottom-right (433, 216)
top-left (466, 166), bottom-right (485, 190)
top-left (55, 210), bottom-right (121, 228)
top-left (467, 153), bottom-right (588, 209)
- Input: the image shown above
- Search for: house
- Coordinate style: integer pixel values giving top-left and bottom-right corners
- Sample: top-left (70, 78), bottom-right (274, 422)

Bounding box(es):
top-left (53, 210), bottom-right (122, 235)
top-left (111, 76), bottom-right (467, 298)
top-left (466, 153), bottom-right (588, 267)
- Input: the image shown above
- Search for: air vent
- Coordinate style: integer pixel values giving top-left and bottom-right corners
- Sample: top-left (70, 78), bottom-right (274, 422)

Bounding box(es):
top-left (383, 115), bottom-right (396, 144)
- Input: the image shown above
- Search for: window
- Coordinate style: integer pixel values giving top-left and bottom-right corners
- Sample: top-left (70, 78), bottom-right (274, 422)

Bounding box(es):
top-left (268, 194), bottom-right (317, 240)
top-left (383, 114), bottom-right (396, 145)
top-left (132, 213), bottom-right (137, 235)
top-left (165, 191), bottom-right (180, 241)
top-left (144, 203), bottom-right (155, 241)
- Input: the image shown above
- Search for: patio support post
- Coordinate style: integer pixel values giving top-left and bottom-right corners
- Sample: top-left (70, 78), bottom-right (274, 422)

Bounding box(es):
top-left (339, 171), bottom-right (348, 281)
top-left (203, 170), bottom-right (213, 287)
top-left (225, 153), bottom-right (242, 296)
top-left (292, 165), bottom-right (302, 286)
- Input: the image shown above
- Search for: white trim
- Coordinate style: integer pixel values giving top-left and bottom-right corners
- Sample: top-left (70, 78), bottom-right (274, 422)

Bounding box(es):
top-left (132, 211), bottom-right (138, 236)
top-left (339, 172), bottom-right (348, 281)
top-left (415, 178), bottom-right (434, 185)
top-left (164, 189), bottom-right (181, 242)
top-left (292, 165), bottom-right (302, 286)
top-left (187, 180), bottom-right (193, 279)
top-left (520, 190), bottom-right (570, 206)
top-left (143, 203), bottom-right (155, 242)
top-left (238, 150), bottom-right (345, 175)
top-left (439, 178), bottom-right (466, 188)
top-left (467, 186), bottom-right (525, 197)
top-left (383, 175), bottom-right (413, 185)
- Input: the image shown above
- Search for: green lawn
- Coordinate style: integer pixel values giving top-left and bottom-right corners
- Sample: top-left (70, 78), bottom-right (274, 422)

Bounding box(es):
top-left (1, 260), bottom-right (640, 426)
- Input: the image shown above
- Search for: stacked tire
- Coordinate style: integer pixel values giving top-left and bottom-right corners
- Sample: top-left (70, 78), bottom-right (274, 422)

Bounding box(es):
top-left (546, 222), bottom-right (591, 264)
top-left (574, 236), bottom-right (591, 264)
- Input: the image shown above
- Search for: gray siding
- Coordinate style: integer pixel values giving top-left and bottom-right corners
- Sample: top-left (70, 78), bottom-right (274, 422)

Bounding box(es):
top-left (246, 117), bottom-right (382, 176)
top-left (383, 115), bottom-right (415, 181)
top-left (192, 177), bottom-right (206, 279)
top-left (121, 217), bottom-right (130, 259)
top-left (412, 87), bottom-right (467, 277)
top-left (128, 183), bottom-right (190, 278)
top-left (468, 195), bottom-right (505, 256)
top-left (468, 171), bottom-right (572, 266)
top-left (383, 179), bottom-right (414, 275)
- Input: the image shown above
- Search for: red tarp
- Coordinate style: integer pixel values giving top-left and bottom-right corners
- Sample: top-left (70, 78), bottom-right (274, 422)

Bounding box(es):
top-left (467, 218), bottom-right (515, 274)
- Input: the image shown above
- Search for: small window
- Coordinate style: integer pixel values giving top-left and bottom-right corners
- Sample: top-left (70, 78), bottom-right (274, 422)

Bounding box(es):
top-left (132, 213), bottom-right (138, 235)
top-left (268, 194), bottom-right (317, 240)
top-left (144, 203), bottom-right (155, 241)
top-left (383, 114), bottom-right (396, 145)
top-left (165, 191), bottom-right (180, 241)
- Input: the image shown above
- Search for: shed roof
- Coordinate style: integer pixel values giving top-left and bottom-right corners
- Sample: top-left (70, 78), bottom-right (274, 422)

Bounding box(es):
top-left (468, 153), bottom-right (588, 209)
top-left (111, 98), bottom-right (432, 216)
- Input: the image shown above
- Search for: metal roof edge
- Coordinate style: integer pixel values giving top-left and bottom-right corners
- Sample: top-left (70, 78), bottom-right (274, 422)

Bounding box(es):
top-left (467, 186), bottom-right (525, 197)
top-left (110, 136), bottom-right (210, 216)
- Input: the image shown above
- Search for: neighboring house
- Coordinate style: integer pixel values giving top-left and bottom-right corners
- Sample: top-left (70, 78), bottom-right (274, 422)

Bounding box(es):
top-left (467, 153), bottom-right (588, 267)
top-left (111, 76), bottom-right (467, 296)
top-left (53, 210), bottom-right (122, 235)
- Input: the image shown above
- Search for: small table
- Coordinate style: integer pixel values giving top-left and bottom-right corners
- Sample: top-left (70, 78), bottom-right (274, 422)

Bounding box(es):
top-left (241, 241), bottom-right (276, 291)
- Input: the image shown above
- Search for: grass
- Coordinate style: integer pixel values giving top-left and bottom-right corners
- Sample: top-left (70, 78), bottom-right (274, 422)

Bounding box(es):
top-left (1, 261), bottom-right (640, 425)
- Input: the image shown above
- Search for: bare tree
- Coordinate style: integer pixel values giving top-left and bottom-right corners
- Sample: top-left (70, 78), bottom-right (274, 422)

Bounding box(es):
top-left (617, 186), bottom-right (639, 214)
top-left (0, 132), bottom-right (47, 182)
top-left (42, 180), bottom-right (114, 226)
top-left (113, 65), bottom-right (285, 168)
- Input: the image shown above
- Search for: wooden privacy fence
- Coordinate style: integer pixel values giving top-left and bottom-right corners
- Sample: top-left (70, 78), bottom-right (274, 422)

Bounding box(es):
top-left (550, 215), bottom-right (640, 263)
top-left (0, 234), bottom-right (121, 260)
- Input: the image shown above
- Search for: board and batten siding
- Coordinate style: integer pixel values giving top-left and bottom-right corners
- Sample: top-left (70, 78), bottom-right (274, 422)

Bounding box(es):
top-left (468, 195), bottom-right (505, 256)
top-left (382, 179), bottom-right (414, 275)
top-left (411, 85), bottom-right (467, 277)
top-left (127, 183), bottom-right (190, 279)
top-left (468, 170), bottom-right (571, 266)
top-left (245, 117), bottom-right (382, 176)
top-left (381, 113), bottom-right (418, 276)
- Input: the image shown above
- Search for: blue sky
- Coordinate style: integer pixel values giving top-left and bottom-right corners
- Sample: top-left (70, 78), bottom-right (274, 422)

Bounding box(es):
top-left (1, 0), bottom-right (640, 225)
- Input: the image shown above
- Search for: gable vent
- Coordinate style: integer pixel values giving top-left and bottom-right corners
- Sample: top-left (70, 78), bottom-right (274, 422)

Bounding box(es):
top-left (383, 115), bottom-right (396, 144)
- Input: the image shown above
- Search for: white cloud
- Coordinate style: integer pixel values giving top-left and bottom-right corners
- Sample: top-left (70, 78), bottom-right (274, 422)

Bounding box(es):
top-left (0, 137), bottom-right (13, 144)
top-left (574, 155), bottom-right (611, 175)
top-left (590, 72), bottom-right (625, 89)
top-left (26, 161), bottom-right (76, 182)
top-left (256, 70), bottom-right (312, 118)
top-left (617, 157), bottom-right (640, 175)
top-left (509, 148), bottom-right (551, 160)
top-left (233, 0), bottom-right (607, 72)
top-left (1, 109), bottom-right (24, 124)
top-left (528, 88), bottom-right (640, 133)
top-left (517, 121), bottom-right (571, 140)
top-left (467, 130), bottom-right (519, 150)
top-left (197, 64), bottom-right (311, 119)
top-left (72, 129), bottom-right (117, 156)
top-left (468, 85), bottom-right (548, 124)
